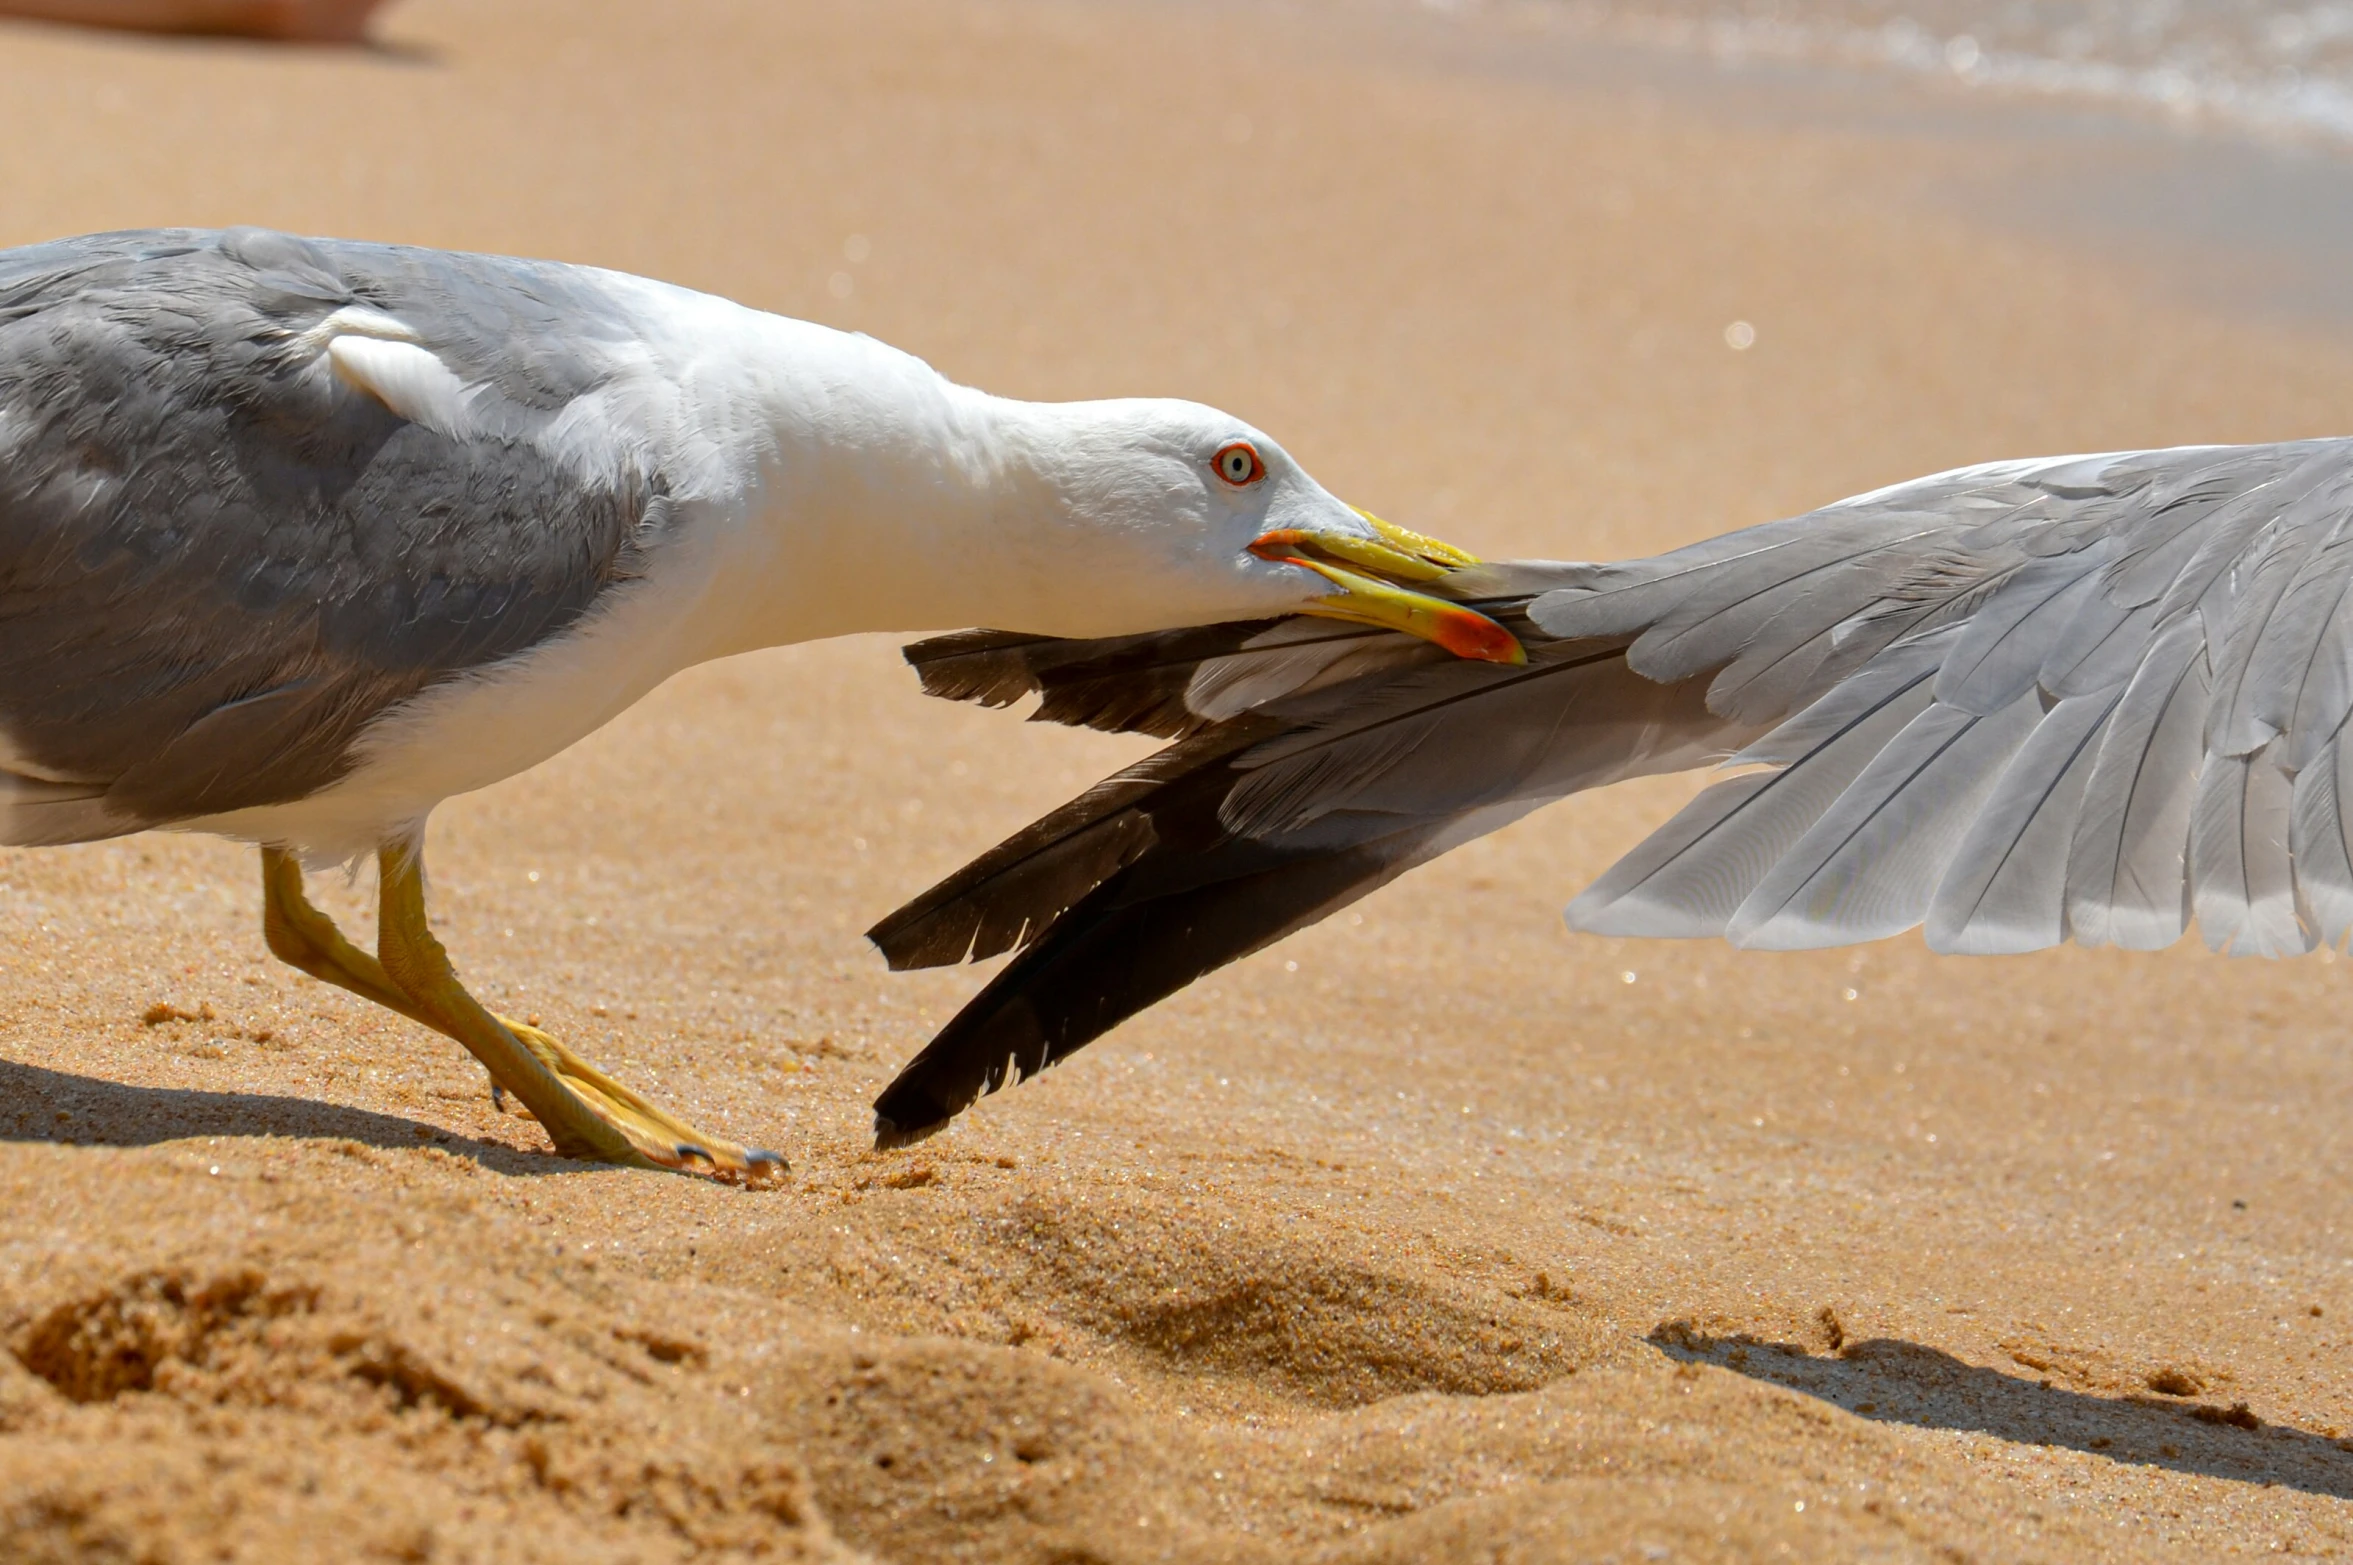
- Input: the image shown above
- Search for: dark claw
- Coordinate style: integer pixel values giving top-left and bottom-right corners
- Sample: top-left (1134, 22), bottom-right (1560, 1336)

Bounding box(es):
top-left (744, 1149), bottom-right (789, 1187)
top-left (673, 1142), bottom-right (715, 1166)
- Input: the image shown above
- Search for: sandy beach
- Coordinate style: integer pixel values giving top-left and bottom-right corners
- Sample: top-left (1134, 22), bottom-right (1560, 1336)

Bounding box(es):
top-left (3, 0), bottom-right (2352, 1558)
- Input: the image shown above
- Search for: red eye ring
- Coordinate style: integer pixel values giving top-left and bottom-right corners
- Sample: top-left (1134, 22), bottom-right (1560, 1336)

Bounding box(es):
top-left (1213, 441), bottom-right (1266, 487)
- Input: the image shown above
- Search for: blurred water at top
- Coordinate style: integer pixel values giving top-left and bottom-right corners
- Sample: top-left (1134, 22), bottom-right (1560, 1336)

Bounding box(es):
top-left (1554, 2), bottom-right (2353, 145)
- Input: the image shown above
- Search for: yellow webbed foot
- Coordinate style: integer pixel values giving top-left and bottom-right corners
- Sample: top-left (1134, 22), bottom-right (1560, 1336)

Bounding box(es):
top-left (496, 1017), bottom-right (788, 1187)
top-left (260, 843), bottom-right (789, 1188)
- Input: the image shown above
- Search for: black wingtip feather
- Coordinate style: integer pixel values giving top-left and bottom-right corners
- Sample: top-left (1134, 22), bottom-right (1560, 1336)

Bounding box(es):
top-left (871, 629), bottom-right (1738, 1138)
top-left (902, 618), bottom-right (1315, 739)
top-left (866, 721), bottom-right (1275, 971)
top-left (870, 835), bottom-right (1430, 1137)
top-left (902, 629), bottom-right (1062, 710)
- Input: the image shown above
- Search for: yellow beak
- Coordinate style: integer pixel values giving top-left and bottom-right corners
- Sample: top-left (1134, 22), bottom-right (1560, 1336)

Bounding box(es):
top-left (1249, 512), bottom-right (1526, 665)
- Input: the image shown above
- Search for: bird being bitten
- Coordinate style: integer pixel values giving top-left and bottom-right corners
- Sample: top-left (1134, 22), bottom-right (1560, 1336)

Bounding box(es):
top-left (871, 439), bottom-right (2353, 1143)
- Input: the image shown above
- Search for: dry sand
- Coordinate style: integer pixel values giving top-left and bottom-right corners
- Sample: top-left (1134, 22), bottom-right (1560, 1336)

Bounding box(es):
top-left (2, 0), bottom-right (2351, 1558)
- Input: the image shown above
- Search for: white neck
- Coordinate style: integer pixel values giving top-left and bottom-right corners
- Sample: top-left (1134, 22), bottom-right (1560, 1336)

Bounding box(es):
top-left (629, 309), bottom-right (1086, 658)
top-left (582, 279), bottom-right (1306, 669)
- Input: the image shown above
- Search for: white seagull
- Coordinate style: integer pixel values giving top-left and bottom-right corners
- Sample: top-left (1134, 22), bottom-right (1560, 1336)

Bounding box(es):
top-left (0, 226), bottom-right (1519, 1181)
top-left (871, 438), bottom-right (2353, 1141)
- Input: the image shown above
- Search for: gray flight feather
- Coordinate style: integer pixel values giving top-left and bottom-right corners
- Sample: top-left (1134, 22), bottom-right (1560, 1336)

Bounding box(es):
top-left (0, 227), bottom-right (667, 841)
top-left (2036, 586), bottom-right (2158, 699)
top-left (1925, 688), bottom-right (2119, 955)
top-left (2292, 734), bottom-right (2353, 946)
top-left (2204, 469), bottom-right (2353, 758)
top-left (2063, 617), bottom-right (2209, 951)
top-left (1931, 552), bottom-right (2105, 715)
top-left (2190, 747), bottom-right (2308, 957)
top-left (1564, 630), bottom-right (1947, 938)
top-left (2102, 445), bottom-right (2310, 606)
top-left (1725, 694), bottom-right (2044, 950)
top-left (2239, 510), bottom-right (2353, 772)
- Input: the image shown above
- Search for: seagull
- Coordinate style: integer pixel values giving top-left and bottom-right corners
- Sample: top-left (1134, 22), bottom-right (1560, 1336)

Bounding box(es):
top-left (871, 439), bottom-right (2353, 1141)
top-left (0, 226), bottom-right (1516, 1182)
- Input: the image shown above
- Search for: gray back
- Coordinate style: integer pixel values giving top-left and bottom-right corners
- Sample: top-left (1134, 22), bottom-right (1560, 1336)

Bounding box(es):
top-left (0, 228), bottom-right (665, 838)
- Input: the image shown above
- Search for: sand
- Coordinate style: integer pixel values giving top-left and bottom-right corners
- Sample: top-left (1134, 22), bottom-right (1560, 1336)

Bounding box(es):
top-left (2, 0), bottom-right (2351, 1558)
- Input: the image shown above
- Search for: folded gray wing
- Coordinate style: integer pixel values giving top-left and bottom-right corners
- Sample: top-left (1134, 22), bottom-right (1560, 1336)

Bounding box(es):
top-left (0, 228), bottom-right (668, 839)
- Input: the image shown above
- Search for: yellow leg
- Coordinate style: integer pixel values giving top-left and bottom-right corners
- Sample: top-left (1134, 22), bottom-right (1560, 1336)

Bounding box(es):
top-left (261, 845), bottom-right (436, 1028)
top-left (265, 846), bottom-right (519, 1116)
top-left (258, 842), bottom-right (786, 1186)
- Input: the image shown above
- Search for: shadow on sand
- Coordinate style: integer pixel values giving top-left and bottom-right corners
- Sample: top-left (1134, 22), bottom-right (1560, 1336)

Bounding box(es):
top-left (0, 1056), bottom-right (564, 1176)
top-left (1651, 1322), bottom-right (2353, 1501)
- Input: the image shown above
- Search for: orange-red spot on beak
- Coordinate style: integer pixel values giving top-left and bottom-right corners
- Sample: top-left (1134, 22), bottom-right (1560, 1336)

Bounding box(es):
top-left (1420, 601), bottom-right (1526, 665)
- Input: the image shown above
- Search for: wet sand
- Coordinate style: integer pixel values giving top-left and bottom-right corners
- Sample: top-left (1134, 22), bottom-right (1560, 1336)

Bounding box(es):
top-left (3, 0), bottom-right (2352, 1558)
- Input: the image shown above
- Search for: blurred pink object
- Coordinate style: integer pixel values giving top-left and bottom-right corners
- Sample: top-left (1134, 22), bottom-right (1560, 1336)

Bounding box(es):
top-left (0, 0), bottom-right (390, 41)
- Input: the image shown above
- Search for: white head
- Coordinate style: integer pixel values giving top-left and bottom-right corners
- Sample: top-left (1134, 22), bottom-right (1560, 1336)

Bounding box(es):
top-left (732, 319), bottom-right (1518, 661)
top-left (944, 396), bottom-right (1518, 659)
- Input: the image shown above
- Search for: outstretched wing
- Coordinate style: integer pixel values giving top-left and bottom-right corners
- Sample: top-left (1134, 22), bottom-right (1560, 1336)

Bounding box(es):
top-left (873, 438), bottom-right (2353, 1142)
top-left (1543, 440), bottom-right (2353, 957)
top-left (0, 227), bottom-right (669, 843)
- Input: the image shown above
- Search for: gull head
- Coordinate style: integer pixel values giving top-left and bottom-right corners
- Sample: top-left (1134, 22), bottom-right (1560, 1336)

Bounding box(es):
top-left (999, 397), bottom-right (1522, 662)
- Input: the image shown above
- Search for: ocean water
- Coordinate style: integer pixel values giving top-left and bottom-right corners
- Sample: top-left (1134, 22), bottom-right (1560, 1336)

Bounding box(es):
top-left (1552, 1), bottom-right (2353, 147)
